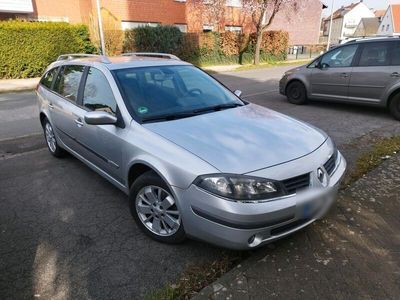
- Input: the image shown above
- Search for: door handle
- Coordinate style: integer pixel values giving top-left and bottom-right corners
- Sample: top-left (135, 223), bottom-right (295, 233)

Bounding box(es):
top-left (48, 103), bottom-right (54, 109)
top-left (391, 72), bottom-right (400, 78)
top-left (74, 118), bottom-right (84, 127)
top-left (340, 73), bottom-right (349, 78)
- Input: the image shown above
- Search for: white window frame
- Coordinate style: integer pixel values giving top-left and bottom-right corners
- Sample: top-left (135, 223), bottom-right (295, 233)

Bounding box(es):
top-left (121, 21), bottom-right (160, 30)
top-left (174, 23), bottom-right (188, 32)
top-left (225, 25), bottom-right (242, 32)
top-left (225, 0), bottom-right (242, 7)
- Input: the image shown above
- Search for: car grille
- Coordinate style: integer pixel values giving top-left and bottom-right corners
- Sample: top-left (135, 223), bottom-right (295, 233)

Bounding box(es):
top-left (324, 150), bottom-right (338, 175)
top-left (282, 173), bottom-right (310, 195)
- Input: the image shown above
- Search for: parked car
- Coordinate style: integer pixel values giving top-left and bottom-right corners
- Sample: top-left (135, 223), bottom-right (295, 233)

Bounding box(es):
top-left (37, 53), bottom-right (346, 250)
top-left (280, 37), bottom-right (400, 120)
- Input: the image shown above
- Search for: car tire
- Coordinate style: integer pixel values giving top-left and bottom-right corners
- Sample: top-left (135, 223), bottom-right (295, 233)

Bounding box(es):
top-left (286, 81), bottom-right (308, 105)
top-left (42, 118), bottom-right (65, 158)
top-left (129, 171), bottom-right (186, 244)
top-left (389, 93), bottom-right (400, 121)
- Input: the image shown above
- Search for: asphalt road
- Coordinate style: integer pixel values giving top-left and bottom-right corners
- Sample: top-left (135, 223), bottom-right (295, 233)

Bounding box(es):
top-left (1, 65), bottom-right (400, 299)
top-left (0, 91), bottom-right (41, 141)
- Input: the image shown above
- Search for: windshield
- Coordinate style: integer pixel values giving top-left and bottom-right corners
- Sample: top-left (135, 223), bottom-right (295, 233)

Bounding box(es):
top-left (113, 65), bottom-right (244, 122)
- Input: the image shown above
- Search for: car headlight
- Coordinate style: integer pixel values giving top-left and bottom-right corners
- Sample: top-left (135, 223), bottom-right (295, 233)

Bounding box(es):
top-left (193, 174), bottom-right (284, 201)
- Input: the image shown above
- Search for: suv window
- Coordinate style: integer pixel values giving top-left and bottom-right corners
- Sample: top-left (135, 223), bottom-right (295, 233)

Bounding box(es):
top-left (83, 67), bottom-right (117, 114)
top-left (320, 44), bottom-right (358, 68)
top-left (40, 67), bottom-right (58, 89)
top-left (358, 42), bottom-right (391, 67)
top-left (392, 42), bottom-right (400, 65)
top-left (53, 65), bottom-right (85, 102)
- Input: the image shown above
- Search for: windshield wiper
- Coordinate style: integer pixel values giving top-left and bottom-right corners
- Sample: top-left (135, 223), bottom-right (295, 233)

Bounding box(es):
top-left (141, 111), bottom-right (198, 123)
top-left (193, 103), bottom-right (243, 114)
top-left (141, 103), bottom-right (244, 123)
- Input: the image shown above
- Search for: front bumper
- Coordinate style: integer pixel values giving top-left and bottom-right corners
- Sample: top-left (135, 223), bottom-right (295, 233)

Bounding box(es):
top-left (279, 75), bottom-right (288, 95)
top-left (173, 149), bottom-right (346, 250)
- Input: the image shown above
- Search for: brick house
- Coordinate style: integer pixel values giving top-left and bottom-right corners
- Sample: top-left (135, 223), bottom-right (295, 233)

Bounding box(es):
top-left (0, 0), bottom-right (326, 45)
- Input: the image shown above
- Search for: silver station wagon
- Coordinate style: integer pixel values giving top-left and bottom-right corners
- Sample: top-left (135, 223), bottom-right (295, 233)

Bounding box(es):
top-left (37, 53), bottom-right (346, 250)
top-left (280, 37), bottom-right (400, 120)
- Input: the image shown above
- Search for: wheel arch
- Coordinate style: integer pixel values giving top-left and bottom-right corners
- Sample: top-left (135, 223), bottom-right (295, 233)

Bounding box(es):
top-left (386, 88), bottom-right (400, 108)
top-left (39, 112), bottom-right (48, 127)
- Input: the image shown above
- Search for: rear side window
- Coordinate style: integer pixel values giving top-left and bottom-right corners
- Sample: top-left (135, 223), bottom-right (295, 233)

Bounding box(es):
top-left (83, 67), bottom-right (117, 114)
top-left (358, 42), bottom-right (391, 67)
top-left (40, 67), bottom-right (58, 89)
top-left (53, 65), bottom-right (85, 102)
top-left (392, 42), bottom-right (400, 65)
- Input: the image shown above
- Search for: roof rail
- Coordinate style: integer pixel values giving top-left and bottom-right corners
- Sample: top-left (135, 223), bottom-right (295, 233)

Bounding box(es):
top-left (121, 52), bottom-right (181, 60)
top-left (57, 54), bottom-right (111, 63)
top-left (346, 36), bottom-right (399, 43)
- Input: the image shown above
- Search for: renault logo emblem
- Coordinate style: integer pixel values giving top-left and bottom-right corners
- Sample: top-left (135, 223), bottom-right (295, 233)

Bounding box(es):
top-left (317, 168), bottom-right (328, 187)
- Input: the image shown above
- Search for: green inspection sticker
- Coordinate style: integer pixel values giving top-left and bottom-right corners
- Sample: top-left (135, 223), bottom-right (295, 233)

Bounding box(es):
top-left (138, 106), bottom-right (148, 114)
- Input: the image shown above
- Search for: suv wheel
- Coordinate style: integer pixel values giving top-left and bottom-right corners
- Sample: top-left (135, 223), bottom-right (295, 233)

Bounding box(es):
top-left (287, 81), bottom-right (307, 105)
top-left (129, 171), bottom-right (186, 244)
top-left (43, 118), bottom-right (65, 157)
top-left (389, 93), bottom-right (400, 121)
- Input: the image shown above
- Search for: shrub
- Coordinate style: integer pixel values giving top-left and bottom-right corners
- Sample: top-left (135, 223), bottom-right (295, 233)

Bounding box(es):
top-left (0, 21), bottom-right (96, 79)
top-left (89, 9), bottom-right (124, 56)
top-left (123, 25), bottom-right (183, 54)
top-left (123, 26), bottom-right (289, 66)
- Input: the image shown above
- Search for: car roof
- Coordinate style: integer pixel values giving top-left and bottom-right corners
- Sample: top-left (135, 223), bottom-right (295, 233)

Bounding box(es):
top-left (49, 53), bottom-right (191, 71)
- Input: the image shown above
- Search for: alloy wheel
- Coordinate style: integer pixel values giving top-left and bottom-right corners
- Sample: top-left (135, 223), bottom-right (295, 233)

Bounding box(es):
top-left (45, 122), bottom-right (57, 153)
top-left (136, 186), bottom-right (181, 236)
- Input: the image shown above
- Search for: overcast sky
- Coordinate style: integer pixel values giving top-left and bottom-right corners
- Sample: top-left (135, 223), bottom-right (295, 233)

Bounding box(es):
top-left (321, 0), bottom-right (396, 16)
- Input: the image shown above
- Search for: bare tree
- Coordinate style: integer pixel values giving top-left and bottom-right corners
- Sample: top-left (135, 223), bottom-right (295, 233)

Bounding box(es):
top-left (242, 0), bottom-right (296, 65)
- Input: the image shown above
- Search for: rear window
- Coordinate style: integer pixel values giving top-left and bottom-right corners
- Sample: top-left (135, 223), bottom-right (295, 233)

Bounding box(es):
top-left (40, 67), bottom-right (58, 89)
top-left (392, 42), bottom-right (400, 65)
top-left (358, 42), bottom-right (391, 67)
top-left (53, 65), bottom-right (85, 102)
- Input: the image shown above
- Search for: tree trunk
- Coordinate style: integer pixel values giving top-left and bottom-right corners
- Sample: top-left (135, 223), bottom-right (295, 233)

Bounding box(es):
top-left (254, 30), bottom-right (263, 65)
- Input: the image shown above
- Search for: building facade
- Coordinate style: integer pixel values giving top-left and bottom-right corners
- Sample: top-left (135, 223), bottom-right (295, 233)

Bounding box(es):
top-left (322, 1), bottom-right (374, 44)
top-left (377, 4), bottom-right (400, 36)
top-left (0, 0), bottom-right (325, 45)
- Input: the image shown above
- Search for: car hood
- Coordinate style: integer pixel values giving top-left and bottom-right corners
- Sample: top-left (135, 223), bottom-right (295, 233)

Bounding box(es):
top-left (143, 104), bottom-right (327, 174)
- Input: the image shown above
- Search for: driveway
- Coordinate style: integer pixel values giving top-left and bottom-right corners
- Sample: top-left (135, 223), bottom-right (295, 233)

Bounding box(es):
top-left (1, 65), bottom-right (400, 299)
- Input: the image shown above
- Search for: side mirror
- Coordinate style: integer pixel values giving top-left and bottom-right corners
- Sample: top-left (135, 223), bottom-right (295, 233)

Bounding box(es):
top-left (318, 62), bottom-right (329, 70)
top-left (84, 111), bottom-right (117, 125)
top-left (234, 90), bottom-right (242, 97)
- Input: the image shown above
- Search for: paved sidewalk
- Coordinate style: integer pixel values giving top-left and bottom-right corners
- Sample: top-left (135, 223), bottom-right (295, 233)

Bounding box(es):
top-left (0, 78), bottom-right (39, 94)
top-left (194, 154), bottom-right (400, 299)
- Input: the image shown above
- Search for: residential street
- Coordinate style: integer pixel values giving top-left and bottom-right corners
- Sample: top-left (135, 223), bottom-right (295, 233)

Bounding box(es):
top-left (1, 65), bottom-right (400, 299)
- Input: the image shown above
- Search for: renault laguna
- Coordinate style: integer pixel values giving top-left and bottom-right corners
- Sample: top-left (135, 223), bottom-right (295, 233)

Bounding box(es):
top-left (36, 53), bottom-right (346, 250)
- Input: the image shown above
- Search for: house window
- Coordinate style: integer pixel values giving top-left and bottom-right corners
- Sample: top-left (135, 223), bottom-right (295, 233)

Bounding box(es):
top-left (203, 24), bottom-right (214, 32)
top-left (225, 25), bottom-right (242, 32)
top-left (121, 21), bottom-right (159, 30)
top-left (175, 23), bottom-right (187, 32)
top-left (386, 24), bottom-right (389, 31)
top-left (226, 0), bottom-right (242, 7)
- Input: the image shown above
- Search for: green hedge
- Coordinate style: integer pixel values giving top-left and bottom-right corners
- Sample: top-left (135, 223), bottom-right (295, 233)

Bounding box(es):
top-left (124, 26), bottom-right (288, 66)
top-left (124, 25), bottom-right (183, 54)
top-left (0, 21), bottom-right (96, 79)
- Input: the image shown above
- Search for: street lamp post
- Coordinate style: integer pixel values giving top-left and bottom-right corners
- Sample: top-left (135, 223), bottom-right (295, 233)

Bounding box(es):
top-left (326, 0), bottom-right (335, 51)
top-left (96, 0), bottom-right (106, 55)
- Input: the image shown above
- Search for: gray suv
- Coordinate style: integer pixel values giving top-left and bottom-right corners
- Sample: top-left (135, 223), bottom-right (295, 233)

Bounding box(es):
top-left (37, 53), bottom-right (346, 250)
top-left (280, 37), bottom-right (400, 120)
